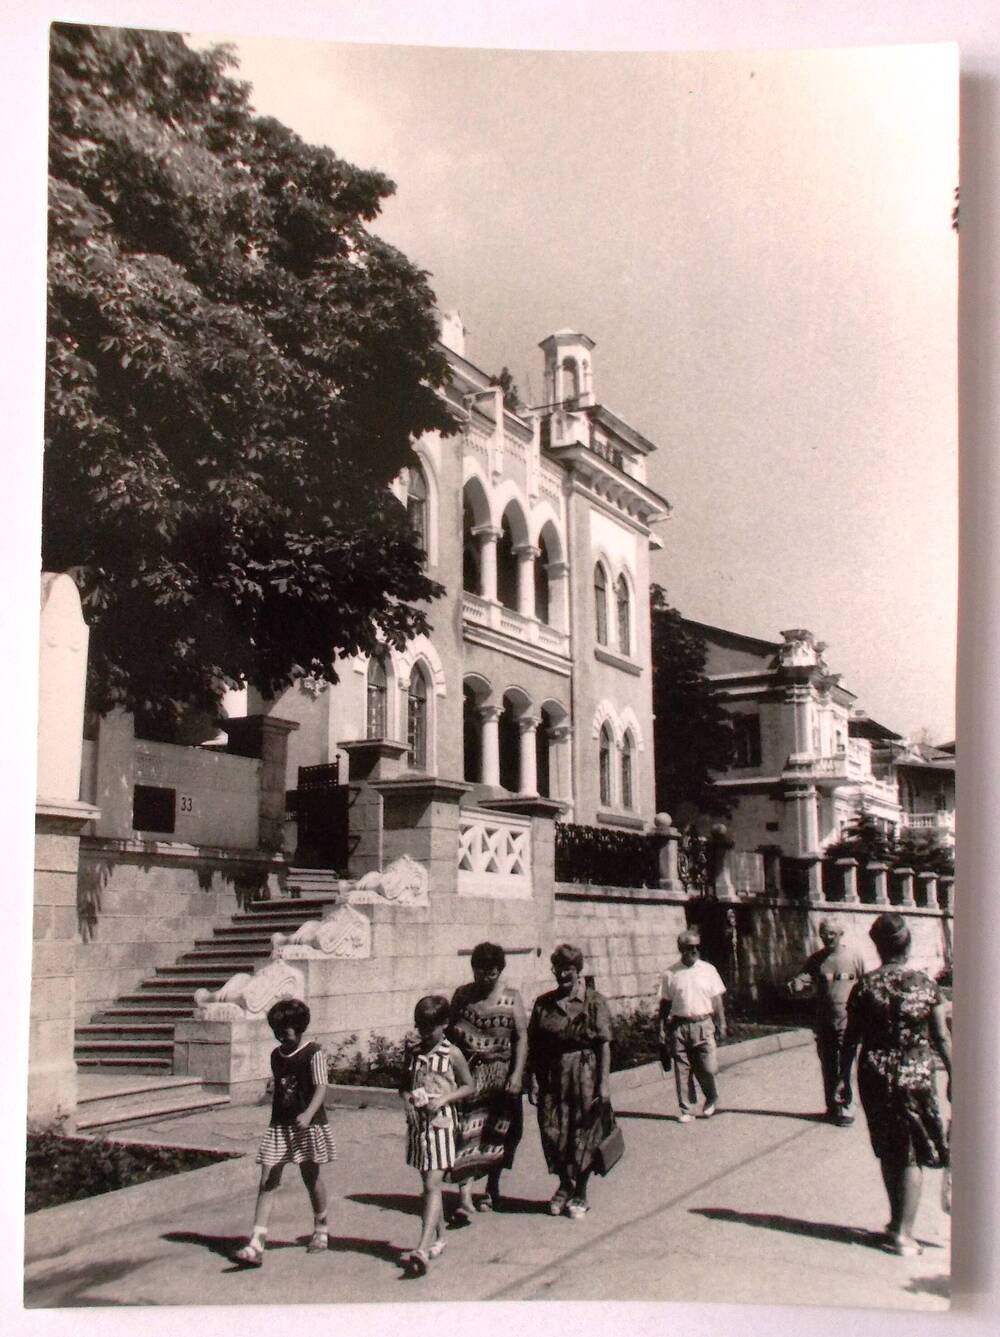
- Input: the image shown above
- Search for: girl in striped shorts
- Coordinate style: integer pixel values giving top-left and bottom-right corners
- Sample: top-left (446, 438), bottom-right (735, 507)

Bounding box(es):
top-left (399, 995), bottom-right (474, 1275)
top-left (234, 998), bottom-right (336, 1267)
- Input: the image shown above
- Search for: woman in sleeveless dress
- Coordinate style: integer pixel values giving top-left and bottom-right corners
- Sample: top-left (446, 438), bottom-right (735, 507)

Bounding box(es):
top-left (448, 941), bottom-right (527, 1219)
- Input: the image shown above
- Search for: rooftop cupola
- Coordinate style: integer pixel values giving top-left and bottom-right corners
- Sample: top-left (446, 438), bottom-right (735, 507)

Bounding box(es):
top-left (539, 330), bottom-right (595, 409)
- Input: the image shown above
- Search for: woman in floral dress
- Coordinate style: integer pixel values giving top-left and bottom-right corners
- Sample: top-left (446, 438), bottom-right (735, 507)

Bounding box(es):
top-left (837, 912), bottom-right (952, 1257)
top-left (448, 942), bottom-right (527, 1219)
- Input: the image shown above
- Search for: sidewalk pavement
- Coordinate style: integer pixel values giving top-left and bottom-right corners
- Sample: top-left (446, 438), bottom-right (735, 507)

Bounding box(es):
top-left (23, 1033), bottom-right (951, 1311)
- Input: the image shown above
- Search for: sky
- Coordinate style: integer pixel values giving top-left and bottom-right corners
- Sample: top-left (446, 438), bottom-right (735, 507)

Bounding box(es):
top-left (204, 34), bottom-right (958, 742)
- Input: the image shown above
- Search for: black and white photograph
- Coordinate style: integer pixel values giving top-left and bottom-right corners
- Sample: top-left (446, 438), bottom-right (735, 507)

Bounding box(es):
top-left (10, 1), bottom-right (999, 1329)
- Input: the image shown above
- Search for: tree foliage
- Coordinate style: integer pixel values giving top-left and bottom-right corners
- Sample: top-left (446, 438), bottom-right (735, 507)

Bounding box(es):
top-left (650, 587), bottom-right (734, 819)
top-left (45, 24), bottom-right (455, 729)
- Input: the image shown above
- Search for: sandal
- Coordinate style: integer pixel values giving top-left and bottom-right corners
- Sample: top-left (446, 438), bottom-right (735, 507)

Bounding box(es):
top-left (428, 1239), bottom-right (447, 1258)
top-left (451, 1204), bottom-right (473, 1226)
top-left (476, 1195), bottom-right (495, 1213)
top-left (307, 1229), bottom-right (329, 1254)
top-left (407, 1248), bottom-right (429, 1276)
top-left (548, 1188), bottom-right (571, 1216)
top-left (565, 1198), bottom-right (590, 1220)
top-left (234, 1240), bottom-right (265, 1267)
top-left (885, 1234), bottom-right (923, 1257)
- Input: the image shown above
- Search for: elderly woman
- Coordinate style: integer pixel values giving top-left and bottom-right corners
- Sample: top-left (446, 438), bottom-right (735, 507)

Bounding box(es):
top-left (836, 912), bottom-right (952, 1257)
top-left (527, 944), bottom-right (612, 1220)
top-left (448, 942), bottom-right (527, 1220)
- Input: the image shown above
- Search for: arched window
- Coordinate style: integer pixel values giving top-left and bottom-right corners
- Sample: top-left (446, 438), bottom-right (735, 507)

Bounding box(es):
top-left (594, 564), bottom-right (609, 645)
top-left (615, 575), bottom-right (631, 656)
top-left (406, 465), bottom-right (428, 554)
top-left (366, 655), bottom-right (387, 739)
top-left (499, 694), bottom-right (520, 791)
top-left (407, 669), bottom-right (428, 769)
top-left (463, 683), bottom-right (481, 783)
top-left (621, 733), bottom-right (635, 810)
top-left (462, 501), bottom-right (481, 595)
top-left (497, 514), bottom-right (518, 611)
top-left (534, 536), bottom-right (550, 625)
top-left (599, 724), bottom-right (614, 807)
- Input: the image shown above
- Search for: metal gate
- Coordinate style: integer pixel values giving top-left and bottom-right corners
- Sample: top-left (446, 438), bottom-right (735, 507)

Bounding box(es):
top-left (294, 762), bottom-right (349, 871)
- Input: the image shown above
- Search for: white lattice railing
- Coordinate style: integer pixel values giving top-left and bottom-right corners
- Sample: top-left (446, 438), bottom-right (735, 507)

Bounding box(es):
top-left (457, 809), bottom-right (532, 898)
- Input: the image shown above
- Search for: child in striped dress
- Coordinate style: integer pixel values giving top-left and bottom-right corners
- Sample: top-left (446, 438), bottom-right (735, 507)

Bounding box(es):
top-left (399, 995), bottom-right (474, 1275)
top-left (235, 998), bottom-right (336, 1267)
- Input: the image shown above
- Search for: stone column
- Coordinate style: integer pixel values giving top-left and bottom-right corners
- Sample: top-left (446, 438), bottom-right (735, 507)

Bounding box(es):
top-left (802, 855), bottom-right (824, 903)
top-left (836, 857), bottom-right (860, 904)
top-left (222, 714), bottom-right (300, 852)
top-left (758, 845), bottom-right (782, 897)
top-left (709, 824), bottom-right (738, 901)
top-left (478, 705), bottom-right (502, 786)
top-left (869, 861), bottom-right (890, 906)
top-left (33, 574), bottom-right (101, 1127)
top-left (548, 723), bottom-right (572, 804)
top-left (784, 783), bottom-right (820, 858)
top-left (518, 714), bottom-right (540, 795)
top-left (655, 812), bottom-right (682, 894)
top-left (895, 865), bottom-right (916, 908)
top-left (938, 876), bottom-right (954, 912)
top-left (473, 524), bottom-right (500, 603)
top-left (515, 543), bottom-right (539, 620)
top-left (546, 559), bottom-right (570, 632)
top-left (338, 739), bottom-right (409, 879)
top-left (917, 871), bottom-right (938, 910)
top-left (93, 709), bottom-right (136, 839)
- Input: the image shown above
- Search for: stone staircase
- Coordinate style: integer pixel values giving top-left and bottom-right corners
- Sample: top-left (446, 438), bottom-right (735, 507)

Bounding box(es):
top-left (72, 869), bottom-right (343, 1126)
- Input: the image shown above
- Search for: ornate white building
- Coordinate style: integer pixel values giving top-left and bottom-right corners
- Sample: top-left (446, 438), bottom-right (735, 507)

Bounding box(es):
top-left (249, 316), bottom-right (671, 849)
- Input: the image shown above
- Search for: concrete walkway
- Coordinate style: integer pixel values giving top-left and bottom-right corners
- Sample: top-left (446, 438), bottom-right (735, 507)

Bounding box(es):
top-left (24, 1038), bottom-right (951, 1310)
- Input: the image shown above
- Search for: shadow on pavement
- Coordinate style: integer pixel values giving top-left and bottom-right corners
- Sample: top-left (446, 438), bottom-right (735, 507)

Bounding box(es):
top-left (903, 1274), bottom-right (951, 1300)
top-left (690, 1208), bottom-right (885, 1249)
top-left (162, 1230), bottom-right (301, 1272)
top-left (294, 1233), bottom-right (401, 1263)
top-left (24, 1257), bottom-right (143, 1308)
top-left (616, 1107), bottom-right (828, 1124)
top-left (345, 1192), bottom-right (421, 1217)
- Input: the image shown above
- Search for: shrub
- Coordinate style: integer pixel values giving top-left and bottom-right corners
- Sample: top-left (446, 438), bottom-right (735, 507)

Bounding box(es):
top-left (326, 1032), bottom-right (407, 1088)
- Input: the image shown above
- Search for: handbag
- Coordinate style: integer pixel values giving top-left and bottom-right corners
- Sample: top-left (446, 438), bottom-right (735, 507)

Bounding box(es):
top-left (594, 1099), bottom-right (625, 1176)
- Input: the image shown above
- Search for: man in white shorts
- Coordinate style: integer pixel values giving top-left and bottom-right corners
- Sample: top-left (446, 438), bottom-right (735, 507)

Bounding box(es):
top-left (658, 928), bottom-right (727, 1123)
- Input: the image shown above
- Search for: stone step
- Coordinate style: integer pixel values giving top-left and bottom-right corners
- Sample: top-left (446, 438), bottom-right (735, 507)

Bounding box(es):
top-left (124, 989), bottom-right (198, 1005)
top-left (75, 1073), bottom-right (230, 1131)
top-left (75, 1038), bottom-right (174, 1057)
top-left (76, 1023), bottom-right (175, 1040)
top-left (200, 928), bottom-right (278, 946)
top-left (152, 963), bottom-right (241, 979)
top-left (181, 945), bottom-right (272, 962)
top-left (241, 894), bottom-right (341, 916)
top-left (76, 1055), bottom-right (174, 1073)
top-left (94, 1005), bottom-right (194, 1022)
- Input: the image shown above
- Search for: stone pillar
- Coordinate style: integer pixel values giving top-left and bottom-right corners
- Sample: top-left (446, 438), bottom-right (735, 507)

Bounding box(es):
top-left (33, 574), bottom-right (101, 1127)
top-left (836, 857), bottom-right (860, 904)
top-left (938, 875), bottom-right (954, 912)
top-left (655, 812), bottom-right (682, 894)
top-left (802, 855), bottom-right (824, 903)
top-left (758, 845), bottom-right (782, 897)
top-left (478, 705), bottom-right (502, 786)
top-left (338, 739), bottom-right (409, 880)
top-left (374, 777), bottom-right (472, 897)
top-left (515, 543), bottom-right (539, 619)
top-left (549, 723), bottom-right (572, 803)
top-left (917, 871), bottom-right (938, 910)
top-left (221, 714), bottom-right (300, 852)
top-left (547, 559), bottom-right (570, 632)
top-left (784, 783), bottom-right (820, 859)
top-left (93, 709), bottom-right (136, 839)
top-left (473, 524), bottom-right (500, 603)
top-left (518, 715), bottom-right (540, 795)
top-left (895, 865), bottom-right (916, 908)
top-left (869, 861), bottom-right (890, 905)
top-left (709, 824), bottom-right (738, 901)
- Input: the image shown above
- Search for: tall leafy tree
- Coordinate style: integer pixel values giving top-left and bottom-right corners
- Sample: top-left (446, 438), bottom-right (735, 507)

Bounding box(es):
top-left (45, 23), bottom-right (454, 730)
top-left (650, 587), bottom-right (734, 818)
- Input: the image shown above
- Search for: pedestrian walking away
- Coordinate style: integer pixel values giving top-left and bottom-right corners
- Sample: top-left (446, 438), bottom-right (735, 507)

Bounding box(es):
top-left (448, 941), bottom-right (528, 1220)
top-left (398, 994), bottom-right (475, 1276)
top-left (658, 929), bottom-right (727, 1122)
top-left (837, 912), bottom-right (952, 1258)
top-left (234, 998), bottom-right (336, 1267)
top-left (786, 917), bottom-right (868, 1124)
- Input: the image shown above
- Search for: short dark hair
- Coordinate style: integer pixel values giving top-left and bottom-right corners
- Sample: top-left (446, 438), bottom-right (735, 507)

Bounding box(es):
top-left (869, 912), bottom-right (911, 961)
top-left (414, 994), bottom-right (450, 1030)
top-left (267, 998), bottom-right (310, 1034)
top-left (470, 941), bottom-right (506, 973)
top-left (551, 943), bottom-right (584, 972)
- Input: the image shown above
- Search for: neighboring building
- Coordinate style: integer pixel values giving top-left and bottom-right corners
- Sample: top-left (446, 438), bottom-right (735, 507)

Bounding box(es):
top-left (672, 620), bottom-right (905, 859)
top-left (245, 316), bottom-right (671, 848)
top-left (893, 741), bottom-right (956, 848)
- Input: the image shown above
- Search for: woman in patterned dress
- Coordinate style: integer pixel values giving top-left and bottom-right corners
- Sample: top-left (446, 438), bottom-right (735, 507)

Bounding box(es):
top-left (527, 944), bottom-right (612, 1221)
top-left (448, 942), bottom-right (528, 1220)
top-left (234, 998), bottom-right (336, 1266)
top-left (837, 913), bottom-right (952, 1257)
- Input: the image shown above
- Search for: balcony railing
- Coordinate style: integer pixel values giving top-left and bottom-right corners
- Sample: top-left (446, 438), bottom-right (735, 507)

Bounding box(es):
top-left (458, 808), bottom-right (532, 899)
top-left (901, 811), bottom-right (955, 833)
top-left (461, 592), bottom-right (570, 656)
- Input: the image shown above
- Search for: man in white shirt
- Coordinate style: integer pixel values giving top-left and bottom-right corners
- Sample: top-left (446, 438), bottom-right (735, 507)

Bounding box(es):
top-left (658, 928), bottom-right (727, 1122)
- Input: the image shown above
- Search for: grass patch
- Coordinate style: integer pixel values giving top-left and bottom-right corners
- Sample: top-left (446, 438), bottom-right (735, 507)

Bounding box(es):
top-left (26, 1123), bottom-right (237, 1214)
